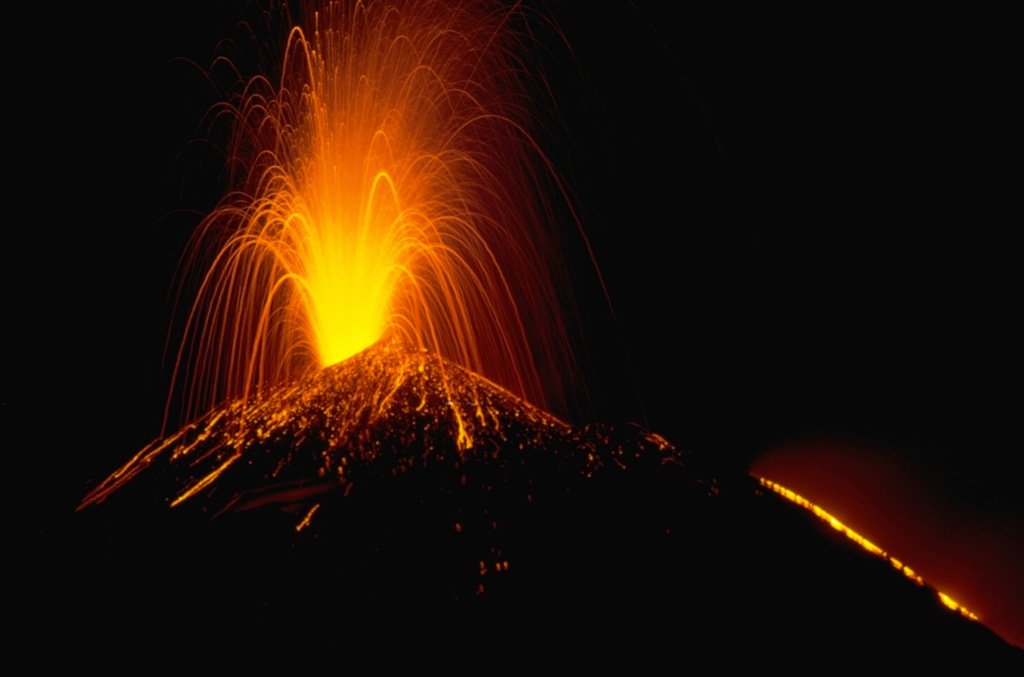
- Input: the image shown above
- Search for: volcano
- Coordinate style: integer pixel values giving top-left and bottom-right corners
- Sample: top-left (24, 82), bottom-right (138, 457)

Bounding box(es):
top-left (65, 343), bottom-right (1019, 663)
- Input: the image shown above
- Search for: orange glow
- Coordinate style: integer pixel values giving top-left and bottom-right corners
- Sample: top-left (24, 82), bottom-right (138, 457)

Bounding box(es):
top-left (939, 592), bottom-right (978, 620)
top-left (296, 503), bottom-right (321, 532)
top-left (170, 451), bottom-right (242, 507)
top-left (757, 477), bottom-right (978, 621)
top-left (170, 0), bottom-right (583, 425)
top-left (80, 340), bottom-right (571, 511)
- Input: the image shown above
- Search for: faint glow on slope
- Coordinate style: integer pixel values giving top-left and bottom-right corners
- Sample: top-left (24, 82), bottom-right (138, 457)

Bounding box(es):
top-left (757, 477), bottom-right (978, 622)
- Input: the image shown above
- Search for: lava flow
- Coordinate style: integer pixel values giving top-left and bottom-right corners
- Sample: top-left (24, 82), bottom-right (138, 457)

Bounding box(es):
top-left (757, 477), bottom-right (979, 622)
top-left (168, 0), bottom-right (583, 429)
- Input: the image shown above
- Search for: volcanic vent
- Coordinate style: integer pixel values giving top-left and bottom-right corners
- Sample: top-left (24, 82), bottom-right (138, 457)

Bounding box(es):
top-left (81, 339), bottom-right (683, 525)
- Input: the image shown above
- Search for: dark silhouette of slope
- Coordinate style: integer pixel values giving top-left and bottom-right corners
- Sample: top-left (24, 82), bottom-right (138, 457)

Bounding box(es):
top-left (55, 343), bottom-right (1021, 663)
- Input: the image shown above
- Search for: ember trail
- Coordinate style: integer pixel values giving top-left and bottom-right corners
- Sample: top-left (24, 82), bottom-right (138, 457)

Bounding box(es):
top-left (170, 0), bottom-right (581, 428)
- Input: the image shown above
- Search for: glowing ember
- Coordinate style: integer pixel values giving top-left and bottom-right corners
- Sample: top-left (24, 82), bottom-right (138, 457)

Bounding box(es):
top-left (757, 477), bottom-right (979, 622)
top-left (169, 0), bottom-right (584, 425)
top-left (79, 340), bottom-right (682, 520)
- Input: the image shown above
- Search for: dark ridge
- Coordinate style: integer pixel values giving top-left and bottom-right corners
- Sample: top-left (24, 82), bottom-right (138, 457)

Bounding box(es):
top-left (53, 344), bottom-right (1021, 663)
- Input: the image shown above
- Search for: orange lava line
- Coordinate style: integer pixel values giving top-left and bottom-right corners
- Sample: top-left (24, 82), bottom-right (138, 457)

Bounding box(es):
top-left (757, 476), bottom-right (979, 622)
top-left (171, 451), bottom-right (243, 507)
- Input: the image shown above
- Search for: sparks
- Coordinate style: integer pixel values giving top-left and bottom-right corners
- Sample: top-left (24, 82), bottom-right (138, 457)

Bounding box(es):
top-left (169, 0), bottom-right (583, 427)
top-left (295, 503), bottom-right (321, 532)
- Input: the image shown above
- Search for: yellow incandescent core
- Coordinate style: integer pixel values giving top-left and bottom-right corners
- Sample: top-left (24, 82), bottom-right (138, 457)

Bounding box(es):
top-left (173, 1), bottom-right (578, 422)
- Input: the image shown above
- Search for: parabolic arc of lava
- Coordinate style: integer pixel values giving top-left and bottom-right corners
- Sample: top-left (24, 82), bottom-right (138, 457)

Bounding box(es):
top-left (165, 0), bottom-right (596, 432)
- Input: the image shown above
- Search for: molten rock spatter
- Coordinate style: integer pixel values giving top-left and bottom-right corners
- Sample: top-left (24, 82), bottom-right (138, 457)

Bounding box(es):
top-left (73, 344), bottom-right (1020, 659)
top-left (80, 340), bottom-right (686, 524)
top-left (171, 0), bottom-right (585, 424)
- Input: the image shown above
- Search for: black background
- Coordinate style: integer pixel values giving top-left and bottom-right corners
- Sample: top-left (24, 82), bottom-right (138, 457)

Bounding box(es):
top-left (9, 1), bottom-right (1019, 647)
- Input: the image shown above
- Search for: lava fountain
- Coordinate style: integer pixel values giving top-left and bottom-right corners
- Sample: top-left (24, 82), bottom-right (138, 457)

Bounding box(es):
top-left (169, 0), bottom-right (586, 432)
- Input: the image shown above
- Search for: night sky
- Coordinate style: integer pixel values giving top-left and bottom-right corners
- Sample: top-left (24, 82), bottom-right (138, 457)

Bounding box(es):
top-left (11, 1), bottom-right (1019, 647)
